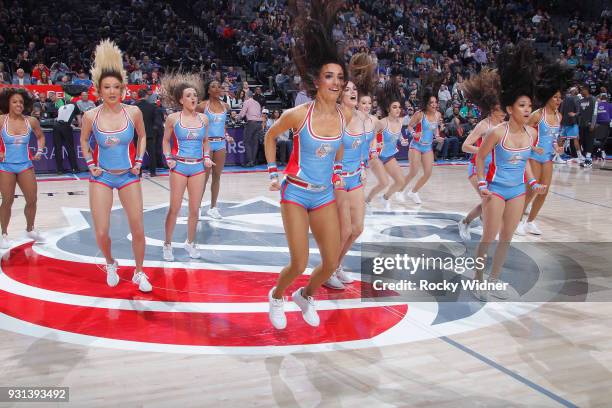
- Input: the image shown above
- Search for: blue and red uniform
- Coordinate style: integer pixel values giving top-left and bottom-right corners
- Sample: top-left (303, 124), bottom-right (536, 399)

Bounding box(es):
top-left (379, 124), bottom-right (402, 164)
top-left (531, 108), bottom-right (560, 163)
top-left (89, 105), bottom-right (140, 190)
top-left (205, 103), bottom-right (227, 152)
top-left (341, 127), bottom-right (365, 192)
top-left (170, 112), bottom-right (207, 177)
top-left (486, 123), bottom-right (533, 201)
top-left (468, 118), bottom-right (493, 178)
top-left (281, 102), bottom-right (344, 211)
top-left (0, 115), bottom-right (34, 174)
top-left (410, 113), bottom-right (437, 153)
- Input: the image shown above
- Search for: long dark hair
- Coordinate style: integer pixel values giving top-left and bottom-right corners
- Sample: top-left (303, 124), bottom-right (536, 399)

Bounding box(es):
top-left (288, 0), bottom-right (347, 98)
top-left (496, 42), bottom-right (537, 108)
top-left (462, 68), bottom-right (500, 117)
top-left (349, 52), bottom-right (377, 98)
top-left (419, 72), bottom-right (444, 111)
top-left (376, 80), bottom-right (402, 117)
top-left (535, 62), bottom-right (574, 106)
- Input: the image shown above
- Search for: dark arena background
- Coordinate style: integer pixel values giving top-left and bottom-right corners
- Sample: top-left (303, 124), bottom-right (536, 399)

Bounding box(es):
top-left (0, 1), bottom-right (611, 407)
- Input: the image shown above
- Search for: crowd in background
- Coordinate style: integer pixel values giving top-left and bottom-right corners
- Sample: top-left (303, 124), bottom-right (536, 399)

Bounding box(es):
top-left (1, 0), bottom-right (611, 165)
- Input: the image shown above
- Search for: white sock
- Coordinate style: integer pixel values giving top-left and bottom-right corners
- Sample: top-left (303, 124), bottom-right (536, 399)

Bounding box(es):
top-left (586, 153), bottom-right (592, 159)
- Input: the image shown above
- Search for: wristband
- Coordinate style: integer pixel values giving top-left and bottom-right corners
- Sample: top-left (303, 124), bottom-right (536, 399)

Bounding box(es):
top-left (204, 151), bottom-right (211, 161)
top-left (36, 148), bottom-right (44, 154)
top-left (527, 178), bottom-right (537, 188)
top-left (333, 161), bottom-right (343, 175)
top-left (267, 162), bottom-right (278, 180)
top-left (85, 156), bottom-right (96, 169)
top-left (332, 173), bottom-right (342, 187)
top-left (164, 152), bottom-right (173, 162)
top-left (478, 179), bottom-right (487, 191)
top-left (369, 148), bottom-right (377, 154)
top-left (135, 155), bottom-right (143, 165)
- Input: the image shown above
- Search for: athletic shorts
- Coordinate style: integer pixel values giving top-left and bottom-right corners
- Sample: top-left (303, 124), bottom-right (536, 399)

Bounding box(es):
top-left (409, 141), bottom-right (433, 153)
top-left (379, 154), bottom-right (396, 165)
top-left (530, 149), bottom-right (554, 163)
top-left (560, 125), bottom-right (579, 139)
top-left (90, 171), bottom-right (140, 190)
top-left (208, 138), bottom-right (226, 152)
top-left (488, 182), bottom-right (526, 201)
top-left (171, 161), bottom-right (205, 177)
top-left (280, 179), bottom-right (335, 211)
top-left (0, 161), bottom-right (33, 174)
top-left (342, 173), bottom-right (363, 192)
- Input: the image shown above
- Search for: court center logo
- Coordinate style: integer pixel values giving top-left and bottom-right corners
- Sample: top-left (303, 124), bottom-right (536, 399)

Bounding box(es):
top-left (0, 198), bottom-right (554, 355)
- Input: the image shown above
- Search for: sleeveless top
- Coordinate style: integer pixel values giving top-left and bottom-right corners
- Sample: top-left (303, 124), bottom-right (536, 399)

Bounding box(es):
top-left (486, 123), bottom-right (533, 187)
top-left (0, 115), bottom-right (32, 163)
top-left (91, 105), bottom-right (136, 170)
top-left (171, 112), bottom-right (207, 159)
top-left (284, 101), bottom-right (345, 186)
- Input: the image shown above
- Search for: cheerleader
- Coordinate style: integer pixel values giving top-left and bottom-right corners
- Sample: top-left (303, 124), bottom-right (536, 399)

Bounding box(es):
top-left (264, 0), bottom-right (352, 329)
top-left (324, 53), bottom-right (377, 290)
top-left (458, 69), bottom-right (505, 241)
top-left (79, 40), bottom-right (151, 292)
top-left (515, 63), bottom-right (574, 236)
top-left (401, 74), bottom-right (443, 205)
top-left (160, 74), bottom-right (213, 261)
top-left (0, 88), bottom-right (46, 248)
top-left (196, 80), bottom-right (234, 219)
top-left (365, 80), bottom-right (409, 211)
top-left (472, 44), bottom-right (546, 302)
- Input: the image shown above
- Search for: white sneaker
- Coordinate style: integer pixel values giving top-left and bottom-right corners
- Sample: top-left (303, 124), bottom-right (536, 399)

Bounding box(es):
top-left (323, 271), bottom-right (346, 290)
top-left (105, 261), bottom-right (119, 287)
top-left (472, 287), bottom-right (489, 302)
top-left (524, 221), bottom-right (542, 235)
top-left (1, 234), bottom-right (11, 249)
top-left (268, 287), bottom-right (287, 329)
top-left (553, 154), bottom-right (566, 164)
top-left (26, 229), bottom-right (45, 243)
top-left (206, 207), bottom-right (222, 219)
top-left (292, 287), bottom-right (320, 327)
top-left (184, 240), bottom-right (201, 259)
top-left (514, 221), bottom-right (527, 236)
top-left (394, 191), bottom-right (405, 202)
top-left (489, 278), bottom-right (510, 300)
top-left (384, 198), bottom-right (392, 211)
top-left (407, 190), bottom-right (422, 204)
top-left (458, 219), bottom-right (471, 241)
top-left (335, 265), bottom-right (354, 284)
top-left (132, 271), bottom-right (152, 292)
top-left (162, 243), bottom-right (174, 261)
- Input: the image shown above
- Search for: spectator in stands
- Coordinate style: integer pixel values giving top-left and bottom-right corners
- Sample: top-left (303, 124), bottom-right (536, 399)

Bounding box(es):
top-left (72, 69), bottom-right (93, 87)
top-left (253, 86), bottom-right (266, 108)
top-left (438, 84), bottom-right (452, 113)
top-left (12, 68), bottom-right (32, 85)
top-left (58, 75), bottom-right (71, 87)
top-left (230, 89), bottom-right (245, 110)
top-left (43, 92), bottom-right (60, 118)
top-left (220, 82), bottom-right (232, 105)
top-left (270, 109), bottom-right (292, 165)
top-left (37, 71), bottom-right (53, 85)
top-left (237, 90), bottom-right (263, 167)
top-left (31, 62), bottom-right (50, 83)
top-left (76, 92), bottom-right (96, 115)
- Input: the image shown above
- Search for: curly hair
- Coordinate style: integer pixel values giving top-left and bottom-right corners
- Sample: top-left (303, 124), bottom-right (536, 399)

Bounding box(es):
top-left (419, 72), bottom-right (444, 110)
top-left (496, 42), bottom-right (537, 107)
top-left (535, 62), bottom-right (574, 106)
top-left (0, 88), bottom-right (34, 114)
top-left (375, 79), bottom-right (402, 116)
top-left (90, 39), bottom-right (127, 89)
top-left (349, 52), bottom-right (377, 98)
top-left (288, 0), bottom-right (347, 98)
top-left (462, 68), bottom-right (501, 117)
top-left (160, 73), bottom-right (204, 109)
